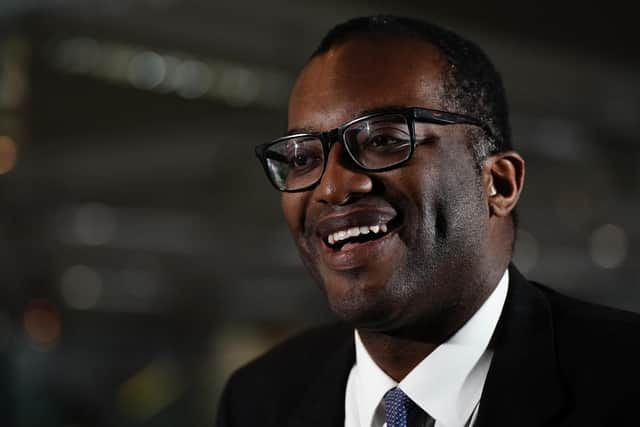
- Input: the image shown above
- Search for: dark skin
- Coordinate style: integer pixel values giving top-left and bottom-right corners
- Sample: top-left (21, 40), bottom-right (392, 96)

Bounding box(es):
top-left (282, 35), bottom-right (525, 381)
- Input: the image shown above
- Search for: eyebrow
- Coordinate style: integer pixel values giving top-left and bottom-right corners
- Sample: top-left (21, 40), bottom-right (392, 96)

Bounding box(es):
top-left (285, 128), bottom-right (315, 136)
top-left (356, 105), bottom-right (408, 118)
top-left (285, 105), bottom-right (411, 135)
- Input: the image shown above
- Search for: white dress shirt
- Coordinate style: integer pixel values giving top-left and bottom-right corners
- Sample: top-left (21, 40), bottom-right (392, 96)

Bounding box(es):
top-left (344, 270), bottom-right (509, 427)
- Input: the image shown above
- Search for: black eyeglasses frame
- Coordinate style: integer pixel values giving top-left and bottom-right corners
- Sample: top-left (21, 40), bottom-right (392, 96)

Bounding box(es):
top-left (254, 107), bottom-right (494, 193)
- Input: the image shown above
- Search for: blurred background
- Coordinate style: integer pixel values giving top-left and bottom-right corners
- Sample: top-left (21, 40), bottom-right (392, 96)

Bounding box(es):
top-left (0, 0), bottom-right (638, 426)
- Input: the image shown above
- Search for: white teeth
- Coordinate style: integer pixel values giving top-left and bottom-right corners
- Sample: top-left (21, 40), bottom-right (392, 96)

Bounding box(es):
top-left (327, 223), bottom-right (390, 245)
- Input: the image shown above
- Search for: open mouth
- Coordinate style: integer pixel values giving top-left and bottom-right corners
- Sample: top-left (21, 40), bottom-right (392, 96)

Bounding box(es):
top-left (324, 219), bottom-right (398, 251)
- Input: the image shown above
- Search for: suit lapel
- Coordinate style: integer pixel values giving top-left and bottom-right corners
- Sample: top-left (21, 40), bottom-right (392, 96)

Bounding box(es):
top-left (474, 266), bottom-right (566, 427)
top-left (285, 267), bottom-right (566, 427)
top-left (287, 329), bottom-right (355, 427)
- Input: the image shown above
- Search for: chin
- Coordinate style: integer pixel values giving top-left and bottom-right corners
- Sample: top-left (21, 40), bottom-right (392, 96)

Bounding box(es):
top-left (322, 276), bottom-right (407, 330)
top-left (330, 300), bottom-right (399, 330)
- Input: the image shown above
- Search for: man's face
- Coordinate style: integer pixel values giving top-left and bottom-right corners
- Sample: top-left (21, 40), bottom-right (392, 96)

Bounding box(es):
top-left (282, 36), bottom-right (491, 333)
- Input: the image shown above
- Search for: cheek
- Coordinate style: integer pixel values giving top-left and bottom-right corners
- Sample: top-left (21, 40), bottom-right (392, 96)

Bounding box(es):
top-left (393, 149), bottom-right (480, 244)
top-left (391, 160), bottom-right (439, 225)
top-left (280, 193), bottom-right (312, 249)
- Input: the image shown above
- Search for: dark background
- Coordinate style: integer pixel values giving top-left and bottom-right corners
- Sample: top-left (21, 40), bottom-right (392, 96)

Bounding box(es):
top-left (0, 1), bottom-right (638, 426)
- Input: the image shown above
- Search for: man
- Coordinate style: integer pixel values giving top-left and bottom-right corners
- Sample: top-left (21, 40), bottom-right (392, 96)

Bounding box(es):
top-left (217, 15), bottom-right (640, 427)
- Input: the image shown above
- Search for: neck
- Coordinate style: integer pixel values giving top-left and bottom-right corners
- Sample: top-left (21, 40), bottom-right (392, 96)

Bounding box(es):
top-left (357, 305), bottom-right (474, 381)
top-left (357, 330), bottom-right (438, 381)
top-left (357, 264), bottom-right (509, 382)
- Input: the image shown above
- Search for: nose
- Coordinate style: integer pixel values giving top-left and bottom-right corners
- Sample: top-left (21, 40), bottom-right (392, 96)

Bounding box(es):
top-left (313, 143), bottom-right (373, 205)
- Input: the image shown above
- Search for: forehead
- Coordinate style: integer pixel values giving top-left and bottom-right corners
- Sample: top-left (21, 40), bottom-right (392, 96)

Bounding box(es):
top-left (288, 35), bottom-right (448, 131)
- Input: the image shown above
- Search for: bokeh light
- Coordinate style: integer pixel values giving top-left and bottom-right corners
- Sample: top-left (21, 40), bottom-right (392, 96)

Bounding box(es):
top-left (23, 300), bottom-right (62, 350)
top-left (175, 60), bottom-right (211, 99)
top-left (589, 223), bottom-right (628, 269)
top-left (47, 37), bottom-right (292, 107)
top-left (128, 51), bottom-right (166, 90)
top-left (60, 265), bottom-right (103, 310)
top-left (0, 135), bottom-right (18, 174)
top-left (117, 359), bottom-right (186, 421)
top-left (73, 203), bottom-right (117, 246)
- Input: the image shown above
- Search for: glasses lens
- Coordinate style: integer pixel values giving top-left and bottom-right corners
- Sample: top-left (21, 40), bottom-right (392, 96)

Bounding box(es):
top-left (344, 114), bottom-right (412, 169)
top-left (264, 136), bottom-right (324, 191)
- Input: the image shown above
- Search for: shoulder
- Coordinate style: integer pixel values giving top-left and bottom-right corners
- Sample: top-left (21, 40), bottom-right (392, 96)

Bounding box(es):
top-left (535, 281), bottom-right (640, 347)
top-left (216, 323), bottom-right (353, 426)
top-left (534, 282), bottom-right (640, 396)
top-left (228, 322), bottom-right (352, 387)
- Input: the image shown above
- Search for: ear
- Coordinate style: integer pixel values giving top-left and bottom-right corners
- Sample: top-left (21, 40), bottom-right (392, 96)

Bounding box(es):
top-left (483, 151), bottom-right (525, 217)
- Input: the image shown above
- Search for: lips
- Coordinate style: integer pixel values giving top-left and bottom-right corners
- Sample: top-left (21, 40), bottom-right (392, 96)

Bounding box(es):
top-left (312, 204), bottom-right (401, 270)
top-left (316, 209), bottom-right (396, 240)
top-left (327, 223), bottom-right (388, 246)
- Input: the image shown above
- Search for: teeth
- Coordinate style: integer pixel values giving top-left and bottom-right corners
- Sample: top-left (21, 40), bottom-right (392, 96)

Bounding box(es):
top-left (327, 223), bottom-right (390, 245)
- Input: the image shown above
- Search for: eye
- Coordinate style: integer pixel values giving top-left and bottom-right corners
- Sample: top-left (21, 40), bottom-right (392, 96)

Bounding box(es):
top-left (362, 128), bottom-right (411, 152)
top-left (286, 141), bottom-right (323, 174)
top-left (367, 134), bottom-right (404, 147)
top-left (291, 152), bottom-right (311, 167)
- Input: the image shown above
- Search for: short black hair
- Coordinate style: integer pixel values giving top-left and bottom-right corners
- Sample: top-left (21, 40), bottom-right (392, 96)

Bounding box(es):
top-left (311, 14), bottom-right (513, 163)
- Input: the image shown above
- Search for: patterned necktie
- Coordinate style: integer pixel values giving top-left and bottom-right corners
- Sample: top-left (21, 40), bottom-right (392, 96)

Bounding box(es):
top-left (383, 387), bottom-right (412, 427)
top-left (383, 387), bottom-right (435, 427)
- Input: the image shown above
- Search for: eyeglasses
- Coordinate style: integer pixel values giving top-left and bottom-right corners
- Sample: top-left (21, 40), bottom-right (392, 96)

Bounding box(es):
top-left (255, 107), bottom-right (494, 192)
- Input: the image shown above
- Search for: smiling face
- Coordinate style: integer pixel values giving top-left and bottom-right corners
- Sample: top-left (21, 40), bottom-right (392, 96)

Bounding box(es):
top-left (282, 35), bottom-right (494, 335)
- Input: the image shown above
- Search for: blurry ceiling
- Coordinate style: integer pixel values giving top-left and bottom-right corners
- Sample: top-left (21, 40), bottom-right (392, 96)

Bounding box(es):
top-left (1, 0), bottom-right (638, 67)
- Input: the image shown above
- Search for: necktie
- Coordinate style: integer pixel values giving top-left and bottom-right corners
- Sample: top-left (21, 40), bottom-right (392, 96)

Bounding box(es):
top-left (383, 387), bottom-right (435, 427)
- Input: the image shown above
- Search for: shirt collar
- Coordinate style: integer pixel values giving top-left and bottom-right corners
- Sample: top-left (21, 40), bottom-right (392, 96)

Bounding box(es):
top-left (353, 269), bottom-right (509, 427)
top-left (353, 329), bottom-right (396, 427)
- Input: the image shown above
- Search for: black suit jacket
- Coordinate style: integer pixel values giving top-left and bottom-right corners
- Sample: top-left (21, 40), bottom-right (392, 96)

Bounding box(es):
top-left (217, 267), bottom-right (640, 426)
